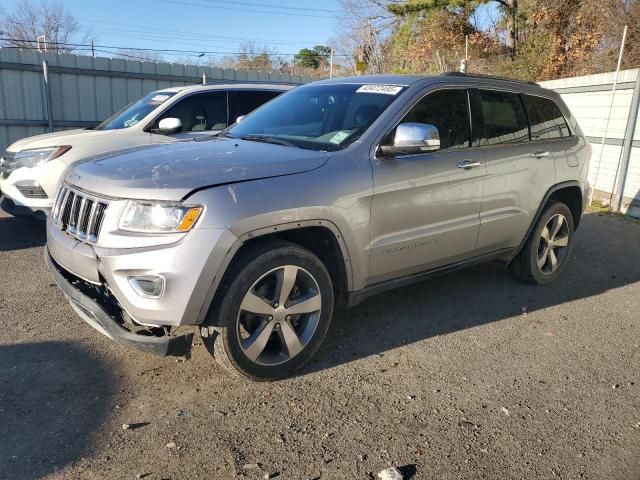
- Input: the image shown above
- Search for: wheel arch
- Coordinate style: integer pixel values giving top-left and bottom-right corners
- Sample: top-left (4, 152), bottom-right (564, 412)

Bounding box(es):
top-left (197, 220), bottom-right (353, 325)
top-left (510, 181), bottom-right (583, 263)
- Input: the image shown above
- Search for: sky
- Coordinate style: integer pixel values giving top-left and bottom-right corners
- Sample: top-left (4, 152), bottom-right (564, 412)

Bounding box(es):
top-left (4, 0), bottom-right (344, 62)
top-left (1, 0), bottom-right (498, 64)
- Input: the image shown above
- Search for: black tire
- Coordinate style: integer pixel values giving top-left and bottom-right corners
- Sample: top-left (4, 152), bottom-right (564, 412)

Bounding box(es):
top-left (202, 240), bottom-right (334, 381)
top-left (509, 201), bottom-right (575, 285)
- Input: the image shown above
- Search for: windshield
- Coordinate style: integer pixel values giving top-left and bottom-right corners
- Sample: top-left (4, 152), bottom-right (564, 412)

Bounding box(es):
top-left (225, 83), bottom-right (405, 151)
top-left (95, 91), bottom-right (176, 130)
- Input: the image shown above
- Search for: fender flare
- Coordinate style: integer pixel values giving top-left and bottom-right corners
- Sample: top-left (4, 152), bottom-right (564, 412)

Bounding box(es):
top-left (195, 218), bottom-right (354, 324)
top-left (510, 180), bottom-right (583, 262)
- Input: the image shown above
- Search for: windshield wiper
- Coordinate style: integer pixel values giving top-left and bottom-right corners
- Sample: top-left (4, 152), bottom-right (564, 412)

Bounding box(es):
top-left (240, 134), bottom-right (299, 148)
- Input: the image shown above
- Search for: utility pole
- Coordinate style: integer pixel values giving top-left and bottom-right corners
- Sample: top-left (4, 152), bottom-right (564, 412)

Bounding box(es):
top-left (591, 25), bottom-right (627, 206)
top-left (329, 48), bottom-right (334, 79)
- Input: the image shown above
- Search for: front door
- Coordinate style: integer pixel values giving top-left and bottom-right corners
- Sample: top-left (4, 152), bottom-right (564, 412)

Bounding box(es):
top-left (368, 88), bottom-right (486, 284)
top-left (151, 91), bottom-right (228, 143)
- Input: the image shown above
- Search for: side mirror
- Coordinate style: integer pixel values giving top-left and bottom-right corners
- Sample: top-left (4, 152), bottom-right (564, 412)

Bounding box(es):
top-left (235, 115), bottom-right (246, 124)
top-left (380, 122), bottom-right (440, 156)
top-left (153, 117), bottom-right (182, 135)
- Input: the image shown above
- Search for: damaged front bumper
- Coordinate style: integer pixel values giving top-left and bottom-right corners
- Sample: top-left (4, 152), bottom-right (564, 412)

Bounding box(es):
top-left (45, 248), bottom-right (193, 357)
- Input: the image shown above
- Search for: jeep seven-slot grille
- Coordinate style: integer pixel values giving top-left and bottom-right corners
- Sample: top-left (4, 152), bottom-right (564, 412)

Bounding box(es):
top-left (52, 185), bottom-right (108, 243)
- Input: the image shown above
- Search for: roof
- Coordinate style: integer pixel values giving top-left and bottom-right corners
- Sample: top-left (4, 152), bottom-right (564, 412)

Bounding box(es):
top-left (155, 82), bottom-right (296, 94)
top-left (314, 74), bottom-right (427, 87)
top-left (307, 73), bottom-right (548, 92)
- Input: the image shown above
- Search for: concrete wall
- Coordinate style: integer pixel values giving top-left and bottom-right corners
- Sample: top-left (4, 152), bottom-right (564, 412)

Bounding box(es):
top-left (540, 70), bottom-right (640, 218)
top-left (0, 48), bottom-right (319, 154)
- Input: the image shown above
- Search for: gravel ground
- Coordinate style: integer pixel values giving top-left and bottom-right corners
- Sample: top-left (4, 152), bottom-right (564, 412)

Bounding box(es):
top-left (0, 209), bottom-right (639, 480)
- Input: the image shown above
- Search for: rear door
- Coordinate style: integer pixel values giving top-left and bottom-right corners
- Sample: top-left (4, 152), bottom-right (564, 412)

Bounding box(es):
top-left (368, 88), bottom-right (487, 284)
top-left (228, 90), bottom-right (282, 125)
top-left (473, 89), bottom-right (558, 251)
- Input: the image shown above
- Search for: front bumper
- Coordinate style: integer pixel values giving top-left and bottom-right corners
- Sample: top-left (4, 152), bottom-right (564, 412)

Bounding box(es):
top-left (46, 248), bottom-right (194, 356)
top-left (46, 218), bottom-right (236, 327)
top-left (0, 157), bottom-right (67, 216)
top-left (1, 195), bottom-right (49, 219)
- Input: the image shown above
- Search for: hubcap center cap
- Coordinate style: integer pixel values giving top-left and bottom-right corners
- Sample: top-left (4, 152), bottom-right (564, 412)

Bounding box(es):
top-left (274, 307), bottom-right (287, 322)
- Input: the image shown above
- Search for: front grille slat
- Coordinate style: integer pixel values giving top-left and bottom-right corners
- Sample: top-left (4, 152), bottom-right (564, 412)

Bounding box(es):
top-left (54, 184), bottom-right (108, 244)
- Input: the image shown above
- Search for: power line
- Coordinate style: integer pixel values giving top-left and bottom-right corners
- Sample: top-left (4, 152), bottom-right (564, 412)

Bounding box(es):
top-left (153, 0), bottom-right (335, 18)
top-left (88, 26), bottom-right (320, 48)
top-left (193, 0), bottom-right (340, 13)
top-left (78, 17), bottom-right (328, 45)
top-left (0, 37), bottom-right (351, 57)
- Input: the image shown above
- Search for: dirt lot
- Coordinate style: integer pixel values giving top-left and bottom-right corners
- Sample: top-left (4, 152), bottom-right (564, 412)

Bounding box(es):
top-left (0, 209), bottom-right (639, 480)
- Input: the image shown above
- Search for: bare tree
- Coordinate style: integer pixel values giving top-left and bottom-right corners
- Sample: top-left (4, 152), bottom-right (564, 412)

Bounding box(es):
top-left (217, 42), bottom-right (279, 72)
top-left (0, 0), bottom-right (84, 53)
top-left (334, 0), bottom-right (394, 74)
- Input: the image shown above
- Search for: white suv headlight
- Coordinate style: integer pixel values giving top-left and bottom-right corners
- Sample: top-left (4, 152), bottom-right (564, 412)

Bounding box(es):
top-left (15, 146), bottom-right (71, 168)
top-left (119, 201), bottom-right (203, 233)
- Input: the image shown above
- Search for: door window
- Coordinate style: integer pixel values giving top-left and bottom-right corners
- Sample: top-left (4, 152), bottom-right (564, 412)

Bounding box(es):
top-left (229, 91), bottom-right (282, 123)
top-left (158, 92), bottom-right (227, 132)
top-left (476, 90), bottom-right (529, 145)
top-left (524, 95), bottom-right (571, 140)
top-left (392, 89), bottom-right (471, 151)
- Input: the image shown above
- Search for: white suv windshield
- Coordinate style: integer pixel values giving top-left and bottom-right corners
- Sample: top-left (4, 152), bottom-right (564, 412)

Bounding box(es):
top-left (95, 92), bottom-right (176, 131)
top-left (225, 84), bottom-right (405, 151)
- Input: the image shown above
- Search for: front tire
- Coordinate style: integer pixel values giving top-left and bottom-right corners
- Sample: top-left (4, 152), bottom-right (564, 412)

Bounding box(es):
top-left (509, 201), bottom-right (575, 285)
top-left (203, 241), bottom-right (334, 381)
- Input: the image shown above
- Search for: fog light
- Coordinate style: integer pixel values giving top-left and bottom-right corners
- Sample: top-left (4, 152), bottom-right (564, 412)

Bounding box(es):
top-left (15, 180), bottom-right (48, 199)
top-left (128, 275), bottom-right (165, 298)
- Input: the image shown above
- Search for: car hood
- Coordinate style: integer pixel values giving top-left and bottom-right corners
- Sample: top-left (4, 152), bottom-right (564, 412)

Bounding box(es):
top-left (67, 137), bottom-right (329, 201)
top-left (6, 128), bottom-right (120, 152)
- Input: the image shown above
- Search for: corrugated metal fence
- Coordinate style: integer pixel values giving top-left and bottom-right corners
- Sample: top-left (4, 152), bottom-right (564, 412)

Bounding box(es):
top-left (0, 48), bottom-right (319, 154)
top-left (540, 70), bottom-right (640, 218)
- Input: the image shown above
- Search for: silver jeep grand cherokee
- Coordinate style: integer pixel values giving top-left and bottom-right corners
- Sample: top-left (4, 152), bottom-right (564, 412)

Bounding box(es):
top-left (46, 73), bottom-right (591, 380)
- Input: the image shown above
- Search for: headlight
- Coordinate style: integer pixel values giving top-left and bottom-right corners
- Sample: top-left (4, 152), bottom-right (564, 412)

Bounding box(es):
top-left (119, 201), bottom-right (203, 233)
top-left (15, 146), bottom-right (71, 168)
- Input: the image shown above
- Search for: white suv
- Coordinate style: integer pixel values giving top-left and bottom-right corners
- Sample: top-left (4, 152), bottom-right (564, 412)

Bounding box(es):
top-left (0, 82), bottom-right (292, 219)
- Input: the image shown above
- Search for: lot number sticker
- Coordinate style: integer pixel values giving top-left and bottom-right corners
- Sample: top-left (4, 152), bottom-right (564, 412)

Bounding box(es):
top-left (356, 85), bottom-right (403, 95)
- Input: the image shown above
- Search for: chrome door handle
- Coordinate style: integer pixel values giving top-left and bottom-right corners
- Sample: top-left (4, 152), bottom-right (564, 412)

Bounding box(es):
top-left (532, 150), bottom-right (550, 158)
top-left (457, 160), bottom-right (482, 170)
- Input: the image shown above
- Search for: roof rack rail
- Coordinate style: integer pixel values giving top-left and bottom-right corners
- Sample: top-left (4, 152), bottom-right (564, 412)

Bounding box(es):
top-left (441, 72), bottom-right (539, 87)
top-left (203, 80), bottom-right (299, 87)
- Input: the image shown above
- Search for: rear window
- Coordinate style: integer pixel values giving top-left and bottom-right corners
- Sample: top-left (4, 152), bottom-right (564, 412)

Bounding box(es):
top-left (476, 90), bottom-right (529, 145)
top-left (525, 95), bottom-right (571, 140)
top-left (229, 91), bottom-right (282, 122)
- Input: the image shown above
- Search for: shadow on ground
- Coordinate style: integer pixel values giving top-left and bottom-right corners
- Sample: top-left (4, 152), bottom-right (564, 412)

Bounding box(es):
top-left (0, 342), bottom-right (116, 479)
top-left (0, 214), bottom-right (46, 252)
top-left (304, 213), bottom-right (640, 375)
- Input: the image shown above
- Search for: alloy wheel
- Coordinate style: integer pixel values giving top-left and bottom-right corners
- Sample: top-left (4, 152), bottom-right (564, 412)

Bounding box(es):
top-left (236, 265), bottom-right (322, 366)
top-left (537, 213), bottom-right (570, 274)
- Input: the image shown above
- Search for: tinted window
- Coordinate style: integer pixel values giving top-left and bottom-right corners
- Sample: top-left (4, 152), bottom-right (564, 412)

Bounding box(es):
top-left (226, 84), bottom-right (403, 151)
top-left (396, 89), bottom-right (470, 150)
top-left (159, 92), bottom-right (227, 132)
top-left (230, 91), bottom-right (281, 122)
top-left (525, 95), bottom-right (570, 140)
top-left (476, 90), bottom-right (529, 145)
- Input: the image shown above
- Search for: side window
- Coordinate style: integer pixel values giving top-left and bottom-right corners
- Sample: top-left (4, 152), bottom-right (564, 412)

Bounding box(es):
top-left (476, 90), bottom-right (529, 145)
top-left (525, 95), bottom-right (571, 140)
top-left (159, 92), bottom-right (227, 132)
top-left (394, 89), bottom-right (471, 151)
top-left (229, 91), bottom-right (281, 123)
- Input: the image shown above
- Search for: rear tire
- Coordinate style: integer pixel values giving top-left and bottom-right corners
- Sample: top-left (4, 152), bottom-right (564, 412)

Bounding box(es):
top-left (509, 201), bottom-right (575, 285)
top-left (202, 240), bottom-right (334, 381)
